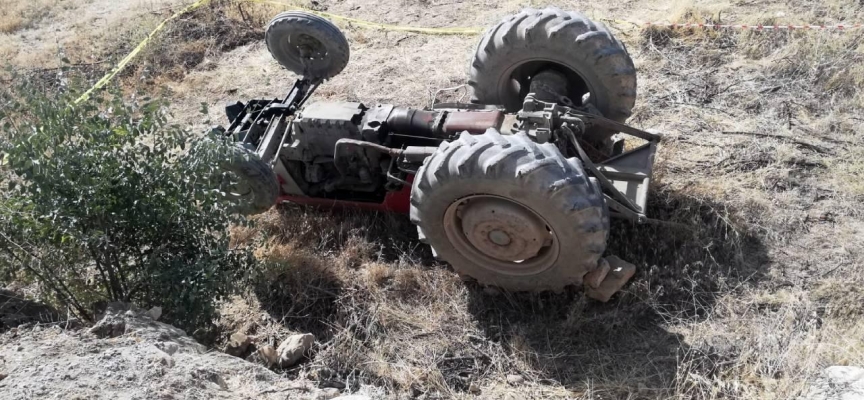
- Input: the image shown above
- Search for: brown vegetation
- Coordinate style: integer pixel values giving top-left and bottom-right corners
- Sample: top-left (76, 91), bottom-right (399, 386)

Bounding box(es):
top-left (0, 0), bottom-right (54, 34)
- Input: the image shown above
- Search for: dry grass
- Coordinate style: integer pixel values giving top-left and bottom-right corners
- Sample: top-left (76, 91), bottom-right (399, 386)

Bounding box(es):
top-left (130, 0), bottom-right (283, 84)
top-left (0, 0), bottom-right (55, 33)
top-left (619, 1), bottom-right (864, 398)
top-left (5, 0), bottom-right (864, 398)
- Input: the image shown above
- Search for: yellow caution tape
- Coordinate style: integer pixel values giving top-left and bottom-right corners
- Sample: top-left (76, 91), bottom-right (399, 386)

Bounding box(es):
top-left (74, 0), bottom-right (481, 103)
top-left (74, 0), bottom-right (213, 104)
top-left (248, 0), bottom-right (484, 35)
top-left (75, 0), bottom-right (860, 104)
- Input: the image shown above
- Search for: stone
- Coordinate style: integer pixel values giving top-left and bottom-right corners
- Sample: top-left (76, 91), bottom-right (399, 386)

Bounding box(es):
top-left (0, 372), bottom-right (7, 381)
top-left (315, 387), bottom-right (341, 400)
top-left (583, 258), bottom-right (610, 289)
top-left (225, 333), bottom-right (252, 357)
top-left (192, 369), bottom-right (228, 391)
top-left (506, 374), bottom-right (525, 385)
top-left (156, 341), bottom-right (179, 356)
top-left (257, 345), bottom-right (278, 368)
top-left (88, 315), bottom-right (126, 338)
top-left (277, 333), bottom-right (315, 368)
top-left (804, 366), bottom-right (864, 400)
top-left (585, 256), bottom-right (636, 302)
top-left (145, 307), bottom-right (162, 321)
top-left (157, 354), bottom-right (175, 368)
top-left (468, 382), bottom-right (481, 394)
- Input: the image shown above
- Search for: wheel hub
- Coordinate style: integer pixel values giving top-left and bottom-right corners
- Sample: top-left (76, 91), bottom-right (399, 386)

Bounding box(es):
top-left (292, 33), bottom-right (326, 60)
top-left (488, 230), bottom-right (511, 246)
top-left (459, 197), bottom-right (549, 262)
top-left (444, 195), bottom-right (558, 276)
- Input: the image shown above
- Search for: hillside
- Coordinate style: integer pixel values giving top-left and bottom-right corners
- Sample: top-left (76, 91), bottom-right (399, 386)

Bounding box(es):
top-left (1, 0), bottom-right (863, 398)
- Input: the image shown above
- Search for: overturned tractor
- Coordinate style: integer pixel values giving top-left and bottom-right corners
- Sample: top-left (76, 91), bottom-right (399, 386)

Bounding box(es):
top-left (217, 8), bottom-right (661, 301)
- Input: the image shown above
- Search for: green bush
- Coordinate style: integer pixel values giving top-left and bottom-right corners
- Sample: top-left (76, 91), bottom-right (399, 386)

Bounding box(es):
top-left (0, 80), bottom-right (254, 334)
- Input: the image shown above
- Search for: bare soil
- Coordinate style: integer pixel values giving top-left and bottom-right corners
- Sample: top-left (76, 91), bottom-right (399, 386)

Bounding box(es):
top-left (0, 305), bottom-right (368, 399)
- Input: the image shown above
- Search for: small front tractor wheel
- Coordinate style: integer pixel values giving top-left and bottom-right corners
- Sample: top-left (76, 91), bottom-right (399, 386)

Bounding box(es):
top-left (266, 11), bottom-right (350, 80)
top-left (221, 144), bottom-right (279, 215)
top-left (410, 129), bottom-right (609, 292)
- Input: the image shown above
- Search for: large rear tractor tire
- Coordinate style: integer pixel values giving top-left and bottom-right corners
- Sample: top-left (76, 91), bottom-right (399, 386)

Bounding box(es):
top-left (468, 7), bottom-right (636, 143)
top-left (410, 129), bottom-right (610, 292)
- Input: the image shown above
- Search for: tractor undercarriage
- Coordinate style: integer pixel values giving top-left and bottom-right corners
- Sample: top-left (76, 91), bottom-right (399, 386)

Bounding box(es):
top-left (217, 8), bottom-right (664, 299)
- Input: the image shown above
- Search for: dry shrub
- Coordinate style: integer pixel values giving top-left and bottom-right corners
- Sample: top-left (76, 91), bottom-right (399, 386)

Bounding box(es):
top-left (131, 0), bottom-right (272, 82)
top-left (781, 33), bottom-right (864, 98)
top-left (229, 223), bottom-right (260, 247)
top-left (640, 4), bottom-right (736, 50)
top-left (672, 289), bottom-right (864, 399)
top-left (811, 279), bottom-right (864, 319)
top-left (626, 0), bottom-right (864, 397)
top-left (0, 0), bottom-right (54, 33)
top-left (252, 241), bottom-right (344, 340)
top-left (227, 206), bottom-right (503, 394)
top-left (829, 146), bottom-right (864, 198)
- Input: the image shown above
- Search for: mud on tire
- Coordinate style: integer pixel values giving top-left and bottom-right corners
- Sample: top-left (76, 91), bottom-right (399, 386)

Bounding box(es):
top-left (410, 129), bottom-right (609, 292)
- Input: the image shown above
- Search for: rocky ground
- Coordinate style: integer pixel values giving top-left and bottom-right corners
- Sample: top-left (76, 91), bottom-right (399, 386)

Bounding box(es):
top-left (0, 303), bottom-right (379, 400)
top-left (1, 303), bottom-right (861, 399)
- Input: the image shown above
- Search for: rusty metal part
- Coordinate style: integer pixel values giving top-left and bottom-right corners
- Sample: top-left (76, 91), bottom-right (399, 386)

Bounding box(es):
top-left (583, 258), bottom-right (611, 289)
top-left (529, 70), bottom-right (569, 103)
top-left (387, 108), bottom-right (441, 137)
top-left (459, 197), bottom-right (549, 262)
top-left (561, 124), bottom-right (642, 218)
top-left (442, 111), bottom-right (504, 135)
top-left (443, 195), bottom-right (559, 276)
top-left (432, 103), bottom-right (504, 112)
top-left (584, 256), bottom-right (636, 302)
top-left (387, 107), bottom-right (504, 137)
top-left (333, 139), bottom-right (401, 178)
top-left (333, 140), bottom-right (436, 178)
top-left (598, 141), bottom-right (657, 215)
top-left (563, 110), bottom-right (663, 143)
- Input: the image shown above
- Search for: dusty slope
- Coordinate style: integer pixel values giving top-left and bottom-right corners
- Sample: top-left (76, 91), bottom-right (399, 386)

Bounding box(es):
top-left (0, 0), bottom-right (187, 71)
top-left (0, 305), bottom-right (384, 399)
top-left (2, 0), bottom-right (863, 399)
top-left (0, 306), bottom-right (304, 399)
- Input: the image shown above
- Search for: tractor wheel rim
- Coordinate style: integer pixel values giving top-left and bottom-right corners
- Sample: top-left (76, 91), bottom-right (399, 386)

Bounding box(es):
top-left (443, 195), bottom-right (560, 276)
top-left (283, 32), bottom-right (329, 72)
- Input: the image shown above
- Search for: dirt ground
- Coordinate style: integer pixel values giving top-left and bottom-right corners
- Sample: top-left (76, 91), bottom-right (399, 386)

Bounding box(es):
top-left (0, 304), bottom-right (383, 399)
top-left (2, 0), bottom-right (863, 398)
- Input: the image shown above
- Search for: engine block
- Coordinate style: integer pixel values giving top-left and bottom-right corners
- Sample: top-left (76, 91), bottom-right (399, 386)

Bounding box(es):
top-left (283, 102), bottom-right (367, 162)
